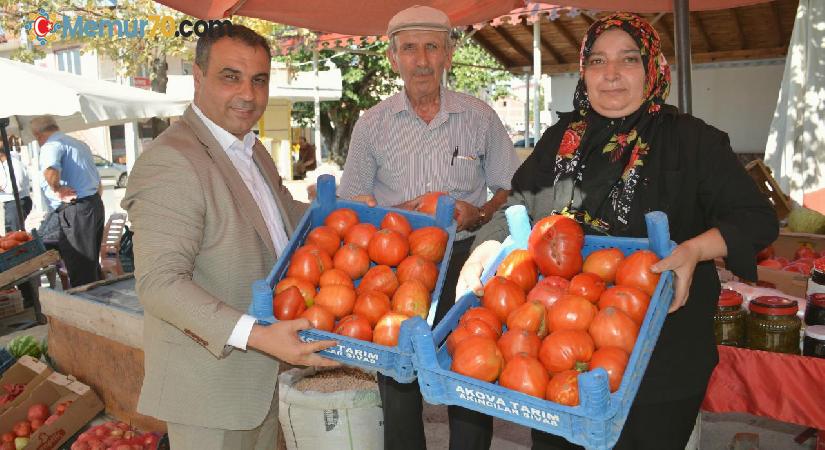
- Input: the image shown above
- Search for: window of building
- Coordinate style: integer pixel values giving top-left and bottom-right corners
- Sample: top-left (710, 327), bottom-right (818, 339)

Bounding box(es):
top-left (55, 48), bottom-right (82, 75)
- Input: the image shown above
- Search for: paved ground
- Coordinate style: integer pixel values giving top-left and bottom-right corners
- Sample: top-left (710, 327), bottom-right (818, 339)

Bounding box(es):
top-left (0, 172), bottom-right (817, 449)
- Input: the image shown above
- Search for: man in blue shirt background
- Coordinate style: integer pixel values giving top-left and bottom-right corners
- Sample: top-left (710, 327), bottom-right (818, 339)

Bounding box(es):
top-left (31, 115), bottom-right (104, 287)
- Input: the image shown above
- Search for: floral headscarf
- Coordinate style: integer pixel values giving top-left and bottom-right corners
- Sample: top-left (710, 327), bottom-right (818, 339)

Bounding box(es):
top-left (553, 12), bottom-right (672, 230)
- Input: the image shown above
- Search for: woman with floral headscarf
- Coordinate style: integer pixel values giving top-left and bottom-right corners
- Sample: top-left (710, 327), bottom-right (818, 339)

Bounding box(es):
top-left (458, 13), bottom-right (778, 449)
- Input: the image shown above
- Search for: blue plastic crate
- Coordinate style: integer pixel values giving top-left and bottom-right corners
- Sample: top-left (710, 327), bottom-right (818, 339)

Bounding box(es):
top-left (0, 230), bottom-right (46, 272)
top-left (0, 348), bottom-right (15, 376)
top-left (409, 205), bottom-right (676, 450)
top-left (249, 174), bottom-right (457, 382)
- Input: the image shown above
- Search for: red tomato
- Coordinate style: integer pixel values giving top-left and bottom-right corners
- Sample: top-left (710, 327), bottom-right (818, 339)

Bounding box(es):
top-left (758, 259), bottom-right (783, 269)
top-left (756, 245), bottom-right (774, 262)
top-left (589, 307), bottom-right (639, 354)
top-left (582, 248), bottom-right (624, 283)
top-left (528, 215), bottom-right (584, 279)
top-left (319, 268), bottom-right (354, 289)
top-left (496, 249), bottom-right (538, 293)
top-left (568, 273), bottom-right (606, 304)
top-left (344, 223), bottom-right (378, 249)
top-left (391, 280), bottom-right (431, 319)
top-left (334, 315), bottom-right (373, 342)
top-left (288, 245), bottom-right (333, 285)
top-left (497, 328), bottom-right (542, 361)
top-left (397, 255), bottom-right (439, 292)
top-left (459, 307), bottom-right (502, 337)
top-left (615, 250), bottom-right (661, 296)
top-left (416, 191), bottom-right (449, 216)
top-left (546, 370), bottom-right (580, 406)
top-left (506, 300), bottom-right (548, 337)
top-left (373, 312), bottom-right (410, 346)
top-left (306, 226), bottom-right (341, 257)
top-left (0, 433), bottom-right (11, 443)
top-left (299, 305), bottom-right (336, 332)
top-left (447, 319), bottom-right (499, 355)
top-left (314, 285), bottom-right (357, 319)
top-left (450, 335), bottom-right (504, 382)
top-left (368, 229), bottom-right (409, 266)
top-left (538, 329), bottom-right (594, 374)
top-left (273, 286), bottom-right (308, 320)
top-left (324, 208), bottom-right (360, 237)
top-left (795, 245), bottom-right (818, 261)
top-left (358, 265), bottom-right (400, 297)
top-left (527, 284), bottom-right (565, 311)
top-left (589, 346), bottom-right (629, 392)
top-left (13, 420), bottom-right (31, 438)
top-left (409, 226), bottom-right (449, 263)
top-left (333, 243), bottom-right (371, 279)
top-left (539, 276), bottom-right (570, 291)
top-left (27, 403), bottom-right (50, 422)
top-left (598, 285), bottom-right (651, 326)
top-left (547, 294), bottom-right (597, 333)
top-left (775, 256), bottom-right (790, 265)
top-left (7, 231), bottom-right (30, 242)
top-left (481, 276), bottom-right (527, 322)
top-left (783, 263), bottom-right (810, 274)
top-left (499, 354), bottom-right (550, 399)
top-left (275, 277), bottom-right (316, 305)
top-left (353, 291), bottom-right (391, 327)
top-left (381, 212), bottom-right (413, 237)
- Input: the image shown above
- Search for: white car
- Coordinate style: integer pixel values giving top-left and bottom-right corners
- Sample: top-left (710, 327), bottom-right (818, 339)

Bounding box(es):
top-left (93, 155), bottom-right (128, 188)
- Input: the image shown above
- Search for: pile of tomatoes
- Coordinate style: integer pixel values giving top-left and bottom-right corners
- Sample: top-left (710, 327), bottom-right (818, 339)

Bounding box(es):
top-left (273, 203), bottom-right (449, 347)
top-left (446, 215), bottom-right (662, 407)
top-left (0, 231), bottom-right (32, 253)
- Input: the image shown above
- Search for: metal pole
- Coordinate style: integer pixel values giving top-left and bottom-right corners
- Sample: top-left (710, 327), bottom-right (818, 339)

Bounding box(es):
top-left (674, 0), bottom-right (693, 114)
top-left (313, 45), bottom-right (322, 165)
top-left (523, 73), bottom-right (530, 144)
top-left (533, 20), bottom-right (542, 144)
top-left (0, 118), bottom-right (25, 230)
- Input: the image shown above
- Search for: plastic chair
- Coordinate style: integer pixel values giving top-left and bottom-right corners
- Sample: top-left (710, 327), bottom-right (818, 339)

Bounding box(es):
top-left (100, 212), bottom-right (127, 279)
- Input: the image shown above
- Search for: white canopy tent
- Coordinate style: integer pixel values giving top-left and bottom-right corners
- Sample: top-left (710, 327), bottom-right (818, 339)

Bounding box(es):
top-left (0, 57), bottom-right (188, 143)
top-left (764, 0), bottom-right (825, 214)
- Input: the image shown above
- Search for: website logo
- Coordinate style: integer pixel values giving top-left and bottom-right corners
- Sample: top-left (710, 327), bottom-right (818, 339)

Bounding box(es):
top-left (24, 7), bottom-right (232, 46)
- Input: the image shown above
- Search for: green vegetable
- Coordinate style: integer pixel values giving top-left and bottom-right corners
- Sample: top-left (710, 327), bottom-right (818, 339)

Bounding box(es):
top-left (788, 206), bottom-right (825, 234)
top-left (7, 335), bottom-right (43, 359)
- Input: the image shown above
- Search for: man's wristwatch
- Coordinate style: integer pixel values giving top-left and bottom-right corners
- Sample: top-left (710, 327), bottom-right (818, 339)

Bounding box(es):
top-left (477, 206), bottom-right (489, 227)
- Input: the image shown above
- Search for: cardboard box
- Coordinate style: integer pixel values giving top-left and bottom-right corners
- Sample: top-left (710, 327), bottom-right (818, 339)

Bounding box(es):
top-left (0, 372), bottom-right (103, 450)
top-left (757, 230), bottom-right (825, 297)
top-left (0, 356), bottom-right (53, 415)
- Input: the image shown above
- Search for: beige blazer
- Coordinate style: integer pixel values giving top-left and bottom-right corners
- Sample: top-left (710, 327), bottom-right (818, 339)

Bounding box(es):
top-left (122, 106), bottom-right (306, 430)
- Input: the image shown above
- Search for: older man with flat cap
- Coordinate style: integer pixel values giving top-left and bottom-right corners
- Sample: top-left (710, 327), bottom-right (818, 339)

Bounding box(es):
top-left (339, 5), bottom-right (519, 450)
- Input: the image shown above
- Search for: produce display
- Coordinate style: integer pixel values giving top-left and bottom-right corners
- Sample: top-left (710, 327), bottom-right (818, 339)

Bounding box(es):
top-left (69, 420), bottom-right (161, 450)
top-left (0, 232), bottom-right (32, 254)
top-left (445, 215), bottom-right (660, 406)
top-left (274, 205), bottom-right (450, 347)
top-left (756, 242), bottom-right (824, 274)
top-left (5, 336), bottom-right (45, 360)
top-left (1, 401), bottom-right (71, 449)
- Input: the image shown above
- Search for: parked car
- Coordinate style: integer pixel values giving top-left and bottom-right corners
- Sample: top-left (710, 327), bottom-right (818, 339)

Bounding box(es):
top-left (93, 155), bottom-right (128, 188)
top-left (513, 137), bottom-right (536, 148)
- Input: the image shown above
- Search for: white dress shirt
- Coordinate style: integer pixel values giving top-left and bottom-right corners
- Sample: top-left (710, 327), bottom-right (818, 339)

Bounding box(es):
top-left (192, 104), bottom-right (290, 350)
top-left (0, 154), bottom-right (31, 203)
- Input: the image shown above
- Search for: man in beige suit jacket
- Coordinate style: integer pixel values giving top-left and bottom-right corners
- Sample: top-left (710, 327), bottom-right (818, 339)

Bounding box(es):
top-left (122, 25), bottom-right (337, 450)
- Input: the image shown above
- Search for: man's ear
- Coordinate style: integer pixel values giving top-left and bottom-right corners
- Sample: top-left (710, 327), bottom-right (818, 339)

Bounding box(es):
top-left (386, 48), bottom-right (400, 74)
top-left (193, 63), bottom-right (204, 92)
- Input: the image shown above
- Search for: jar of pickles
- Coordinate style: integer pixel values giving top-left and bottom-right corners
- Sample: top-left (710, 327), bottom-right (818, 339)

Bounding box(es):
top-left (746, 296), bottom-right (801, 354)
top-left (805, 293), bottom-right (825, 326)
top-left (713, 289), bottom-right (746, 346)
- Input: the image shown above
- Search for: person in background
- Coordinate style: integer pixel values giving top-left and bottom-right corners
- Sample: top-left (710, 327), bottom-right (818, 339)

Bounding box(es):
top-left (458, 13), bottom-right (778, 450)
top-left (338, 6), bottom-right (520, 450)
top-left (0, 135), bottom-right (31, 232)
top-left (30, 115), bottom-right (105, 287)
top-left (293, 136), bottom-right (317, 179)
top-left (122, 25), bottom-right (337, 450)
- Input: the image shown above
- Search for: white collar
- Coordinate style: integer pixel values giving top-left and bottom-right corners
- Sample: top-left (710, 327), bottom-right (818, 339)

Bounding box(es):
top-left (191, 103), bottom-right (256, 157)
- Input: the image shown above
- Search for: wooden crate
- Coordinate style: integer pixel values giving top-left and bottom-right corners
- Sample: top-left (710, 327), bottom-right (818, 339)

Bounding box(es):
top-left (745, 159), bottom-right (793, 220)
top-left (0, 289), bottom-right (23, 319)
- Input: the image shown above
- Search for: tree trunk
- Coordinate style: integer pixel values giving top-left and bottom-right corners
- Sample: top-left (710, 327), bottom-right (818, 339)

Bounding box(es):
top-left (149, 55), bottom-right (170, 138)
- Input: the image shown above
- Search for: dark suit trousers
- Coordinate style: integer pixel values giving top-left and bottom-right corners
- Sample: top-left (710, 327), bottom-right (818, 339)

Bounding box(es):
top-left (57, 194), bottom-right (104, 287)
top-left (378, 237), bottom-right (494, 450)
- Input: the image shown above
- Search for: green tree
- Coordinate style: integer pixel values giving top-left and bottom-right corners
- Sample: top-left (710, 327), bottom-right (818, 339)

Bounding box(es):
top-left (290, 32), bottom-right (512, 165)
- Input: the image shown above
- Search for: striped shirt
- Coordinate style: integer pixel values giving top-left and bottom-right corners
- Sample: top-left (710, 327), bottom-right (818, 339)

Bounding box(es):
top-left (339, 87), bottom-right (519, 238)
